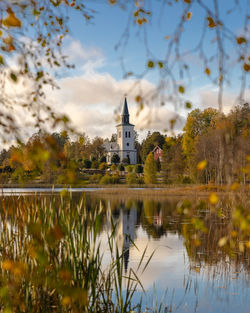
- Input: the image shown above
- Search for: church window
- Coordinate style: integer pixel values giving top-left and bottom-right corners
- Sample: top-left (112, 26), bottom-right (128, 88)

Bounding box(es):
top-left (127, 142), bottom-right (129, 146)
top-left (129, 131), bottom-right (131, 138)
top-left (125, 131), bottom-right (127, 138)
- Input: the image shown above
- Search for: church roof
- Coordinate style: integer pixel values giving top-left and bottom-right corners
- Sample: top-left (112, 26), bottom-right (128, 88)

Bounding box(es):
top-left (116, 123), bottom-right (134, 127)
top-left (118, 97), bottom-right (133, 126)
top-left (122, 97), bottom-right (129, 116)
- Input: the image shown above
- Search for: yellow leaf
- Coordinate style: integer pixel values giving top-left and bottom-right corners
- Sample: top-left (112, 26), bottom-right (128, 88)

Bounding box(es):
top-left (3, 36), bottom-right (13, 45)
top-left (0, 30), bottom-right (2, 37)
top-left (209, 192), bottom-right (219, 205)
top-left (184, 0), bottom-right (191, 3)
top-left (246, 155), bottom-right (250, 162)
top-left (218, 236), bottom-right (227, 247)
top-left (231, 182), bottom-right (239, 190)
top-left (205, 67), bottom-right (211, 75)
top-left (239, 242), bottom-right (244, 252)
top-left (135, 95), bottom-right (141, 103)
top-left (178, 85), bottom-right (185, 93)
top-left (158, 61), bottom-right (164, 68)
top-left (164, 35), bottom-right (171, 40)
top-left (62, 296), bottom-right (71, 306)
top-left (3, 13), bottom-right (22, 28)
top-left (197, 160), bottom-right (207, 170)
top-left (1, 260), bottom-right (13, 270)
top-left (137, 18), bottom-right (143, 25)
top-left (186, 11), bottom-right (192, 20)
top-left (147, 60), bottom-right (154, 68)
top-left (231, 230), bottom-right (237, 238)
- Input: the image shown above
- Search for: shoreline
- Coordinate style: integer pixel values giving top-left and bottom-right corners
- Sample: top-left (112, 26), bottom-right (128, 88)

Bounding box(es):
top-left (0, 183), bottom-right (249, 197)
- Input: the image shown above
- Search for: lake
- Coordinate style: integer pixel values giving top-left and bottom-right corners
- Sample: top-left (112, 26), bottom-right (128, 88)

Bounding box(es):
top-left (0, 188), bottom-right (249, 312)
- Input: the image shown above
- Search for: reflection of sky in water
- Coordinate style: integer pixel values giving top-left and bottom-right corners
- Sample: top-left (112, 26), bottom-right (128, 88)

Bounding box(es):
top-left (2, 190), bottom-right (248, 312)
top-left (100, 200), bottom-right (250, 313)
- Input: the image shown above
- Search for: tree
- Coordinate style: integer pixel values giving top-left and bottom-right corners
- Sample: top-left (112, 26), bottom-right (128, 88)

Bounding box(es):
top-left (194, 103), bottom-right (250, 184)
top-left (83, 159), bottom-right (91, 169)
top-left (182, 108), bottom-right (218, 159)
top-left (162, 135), bottom-right (186, 184)
top-left (111, 154), bottom-right (120, 165)
top-left (144, 152), bottom-right (157, 184)
top-left (118, 164), bottom-right (125, 172)
top-left (135, 164), bottom-right (143, 174)
top-left (141, 132), bottom-right (165, 162)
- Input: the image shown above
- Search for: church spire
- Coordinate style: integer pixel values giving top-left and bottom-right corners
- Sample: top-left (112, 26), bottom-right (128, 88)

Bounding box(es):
top-left (121, 97), bottom-right (130, 124)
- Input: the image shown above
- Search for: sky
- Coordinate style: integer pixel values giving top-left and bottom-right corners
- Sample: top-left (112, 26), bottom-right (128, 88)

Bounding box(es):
top-left (5, 0), bottom-right (250, 143)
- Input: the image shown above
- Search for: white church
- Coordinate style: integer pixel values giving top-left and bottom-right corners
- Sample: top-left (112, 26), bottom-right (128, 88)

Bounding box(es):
top-left (104, 98), bottom-right (137, 165)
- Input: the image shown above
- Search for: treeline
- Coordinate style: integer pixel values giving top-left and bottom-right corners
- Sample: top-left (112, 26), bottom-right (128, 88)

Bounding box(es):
top-left (0, 103), bottom-right (249, 185)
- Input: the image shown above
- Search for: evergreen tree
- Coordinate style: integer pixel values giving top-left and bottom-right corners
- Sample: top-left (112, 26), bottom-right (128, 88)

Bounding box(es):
top-left (111, 154), bottom-right (120, 164)
top-left (141, 132), bottom-right (165, 162)
top-left (144, 152), bottom-right (157, 184)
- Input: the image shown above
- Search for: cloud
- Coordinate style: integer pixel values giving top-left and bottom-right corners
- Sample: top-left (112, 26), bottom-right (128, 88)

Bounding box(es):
top-left (47, 68), bottom-right (187, 140)
top-left (64, 38), bottom-right (103, 62)
top-left (199, 88), bottom-right (250, 114)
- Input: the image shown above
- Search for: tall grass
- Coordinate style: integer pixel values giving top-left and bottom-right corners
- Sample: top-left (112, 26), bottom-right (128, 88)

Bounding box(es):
top-left (0, 193), bottom-right (152, 313)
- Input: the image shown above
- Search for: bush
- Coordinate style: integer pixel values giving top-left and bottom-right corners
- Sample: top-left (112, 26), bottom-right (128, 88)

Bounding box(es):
top-left (111, 153), bottom-right (120, 164)
top-left (121, 157), bottom-right (130, 165)
top-left (126, 165), bottom-right (134, 173)
top-left (182, 176), bottom-right (193, 184)
top-left (126, 173), bottom-right (144, 185)
top-left (100, 174), bottom-right (120, 184)
top-left (110, 164), bottom-right (116, 171)
top-left (135, 164), bottom-right (143, 174)
top-left (83, 159), bottom-right (92, 169)
top-left (126, 173), bottom-right (137, 184)
top-left (89, 173), bottom-right (102, 183)
top-left (99, 162), bottom-right (107, 170)
top-left (91, 160), bottom-right (99, 169)
top-left (100, 155), bottom-right (106, 163)
top-left (118, 164), bottom-right (125, 171)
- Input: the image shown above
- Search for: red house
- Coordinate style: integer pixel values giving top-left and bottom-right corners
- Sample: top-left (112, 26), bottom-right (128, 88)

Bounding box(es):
top-left (152, 145), bottom-right (163, 162)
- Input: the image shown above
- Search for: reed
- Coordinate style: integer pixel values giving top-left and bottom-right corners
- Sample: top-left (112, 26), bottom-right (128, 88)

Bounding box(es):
top-left (0, 193), bottom-right (153, 313)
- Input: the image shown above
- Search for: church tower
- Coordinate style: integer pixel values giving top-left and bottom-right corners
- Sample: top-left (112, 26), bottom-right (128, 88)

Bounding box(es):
top-left (116, 98), bottom-right (137, 164)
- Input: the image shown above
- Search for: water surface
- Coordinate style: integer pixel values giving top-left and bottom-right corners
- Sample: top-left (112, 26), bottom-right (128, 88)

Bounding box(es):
top-left (0, 189), bottom-right (249, 312)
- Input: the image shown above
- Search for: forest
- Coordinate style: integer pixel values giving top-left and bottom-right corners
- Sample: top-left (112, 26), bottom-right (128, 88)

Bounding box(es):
top-left (0, 103), bottom-right (249, 186)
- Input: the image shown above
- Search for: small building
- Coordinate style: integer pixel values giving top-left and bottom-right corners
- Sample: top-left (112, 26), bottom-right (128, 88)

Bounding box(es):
top-left (152, 145), bottom-right (163, 162)
top-left (104, 98), bottom-right (137, 165)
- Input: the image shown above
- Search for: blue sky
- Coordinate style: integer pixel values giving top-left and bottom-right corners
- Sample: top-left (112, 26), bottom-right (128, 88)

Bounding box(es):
top-left (37, 0), bottom-right (250, 140)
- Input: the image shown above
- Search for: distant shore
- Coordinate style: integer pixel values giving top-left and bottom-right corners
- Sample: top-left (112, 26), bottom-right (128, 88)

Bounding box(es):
top-left (0, 183), bottom-right (249, 197)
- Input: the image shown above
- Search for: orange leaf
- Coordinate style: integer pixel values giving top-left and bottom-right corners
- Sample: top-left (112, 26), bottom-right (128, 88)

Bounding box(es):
top-left (186, 11), bottom-right (192, 20)
top-left (236, 37), bottom-right (247, 45)
top-left (207, 16), bottom-right (217, 28)
top-left (205, 67), bottom-right (211, 75)
top-left (243, 63), bottom-right (250, 72)
top-left (3, 13), bottom-right (22, 27)
top-left (197, 160), bottom-right (207, 170)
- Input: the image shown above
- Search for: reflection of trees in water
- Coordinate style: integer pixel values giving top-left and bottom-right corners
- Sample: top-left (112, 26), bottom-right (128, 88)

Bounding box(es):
top-left (90, 195), bottom-right (249, 278)
top-left (178, 197), bottom-right (250, 280)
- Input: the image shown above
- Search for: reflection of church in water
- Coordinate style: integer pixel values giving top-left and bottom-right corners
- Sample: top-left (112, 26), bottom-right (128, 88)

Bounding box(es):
top-left (106, 201), bottom-right (137, 271)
